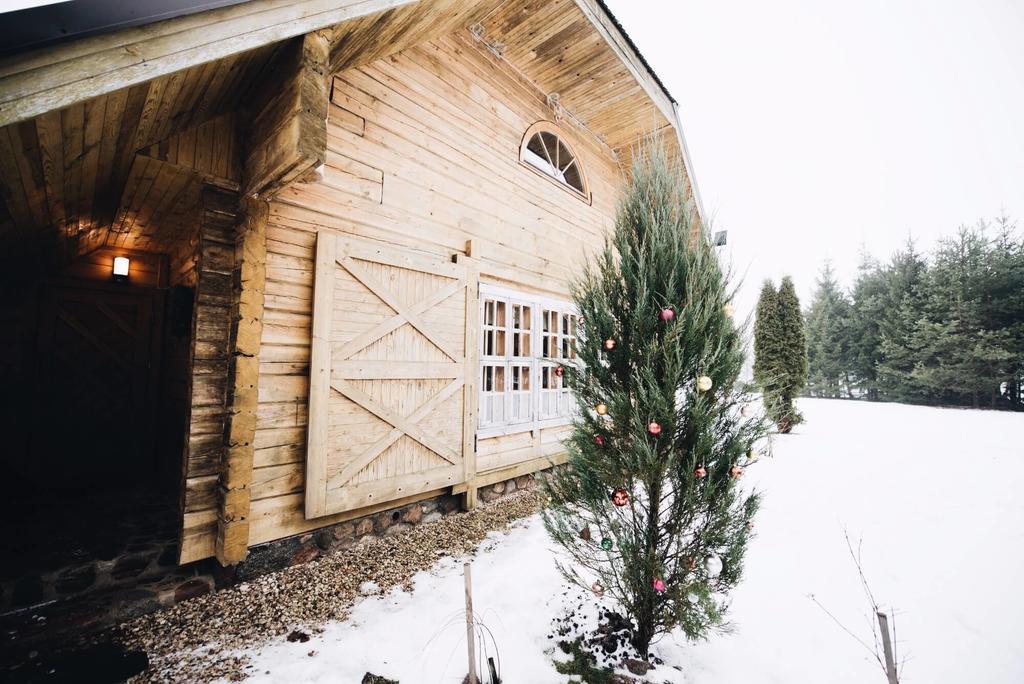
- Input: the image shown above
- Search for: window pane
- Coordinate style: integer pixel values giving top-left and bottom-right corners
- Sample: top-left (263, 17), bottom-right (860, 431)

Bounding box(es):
top-left (527, 133), bottom-right (547, 161)
top-left (541, 132), bottom-right (559, 167)
top-left (563, 161), bottom-right (583, 193)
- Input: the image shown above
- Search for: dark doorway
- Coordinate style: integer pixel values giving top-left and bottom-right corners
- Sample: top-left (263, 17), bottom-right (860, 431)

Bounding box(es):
top-left (0, 275), bottom-right (188, 613)
top-left (28, 282), bottom-right (163, 492)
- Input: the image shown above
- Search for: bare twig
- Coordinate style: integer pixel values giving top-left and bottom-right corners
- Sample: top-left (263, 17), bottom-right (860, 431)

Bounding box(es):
top-left (808, 529), bottom-right (904, 683)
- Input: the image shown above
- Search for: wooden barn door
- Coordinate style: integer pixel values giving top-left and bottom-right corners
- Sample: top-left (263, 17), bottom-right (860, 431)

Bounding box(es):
top-left (305, 233), bottom-right (474, 518)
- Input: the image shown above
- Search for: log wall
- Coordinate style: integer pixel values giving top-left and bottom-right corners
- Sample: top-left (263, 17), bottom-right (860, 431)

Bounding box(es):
top-left (179, 187), bottom-right (240, 563)
top-left (239, 33), bottom-right (624, 549)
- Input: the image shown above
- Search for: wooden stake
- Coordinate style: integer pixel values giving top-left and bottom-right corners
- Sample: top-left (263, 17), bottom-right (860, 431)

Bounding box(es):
top-left (465, 562), bottom-right (477, 684)
top-left (876, 611), bottom-right (898, 684)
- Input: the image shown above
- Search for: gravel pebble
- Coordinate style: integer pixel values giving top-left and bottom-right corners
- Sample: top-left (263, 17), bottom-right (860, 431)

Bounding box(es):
top-left (123, 491), bottom-right (539, 682)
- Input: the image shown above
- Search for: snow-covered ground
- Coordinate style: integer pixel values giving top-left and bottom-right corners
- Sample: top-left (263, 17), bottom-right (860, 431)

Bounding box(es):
top-left (231, 399), bottom-right (1024, 683)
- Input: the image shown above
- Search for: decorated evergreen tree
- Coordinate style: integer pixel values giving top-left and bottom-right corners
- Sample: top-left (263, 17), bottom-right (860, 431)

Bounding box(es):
top-left (542, 144), bottom-right (768, 658)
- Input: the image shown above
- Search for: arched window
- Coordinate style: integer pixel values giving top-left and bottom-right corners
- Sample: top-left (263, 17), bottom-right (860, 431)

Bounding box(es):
top-left (520, 123), bottom-right (588, 198)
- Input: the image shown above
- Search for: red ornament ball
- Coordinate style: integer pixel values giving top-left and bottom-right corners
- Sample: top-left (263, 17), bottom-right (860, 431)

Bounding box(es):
top-left (694, 465), bottom-right (707, 478)
top-left (647, 421), bottom-right (662, 436)
top-left (594, 434), bottom-right (606, 446)
top-left (729, 465), bottom-right (744, 479)
top-left (554, 366), bottom-right (564, 377)
top-left (659, 308), bottom-right (675, 322)
top-left (611, 487), bottom-right (630, 507)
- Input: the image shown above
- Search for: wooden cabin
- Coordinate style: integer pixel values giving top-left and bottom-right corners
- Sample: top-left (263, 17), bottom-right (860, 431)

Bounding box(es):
top-left (0, 0), bottom-right (703, 623)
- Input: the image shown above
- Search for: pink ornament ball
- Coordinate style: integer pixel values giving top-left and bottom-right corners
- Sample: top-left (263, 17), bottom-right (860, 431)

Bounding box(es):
top-left (652, 577), bottom-right (666, 593)
top-left (659, 308), bottom-right (675, 322)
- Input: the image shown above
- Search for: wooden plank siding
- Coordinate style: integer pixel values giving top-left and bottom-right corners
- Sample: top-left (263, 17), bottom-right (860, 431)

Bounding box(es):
top-left (234, 32), bottom-right (624, 550)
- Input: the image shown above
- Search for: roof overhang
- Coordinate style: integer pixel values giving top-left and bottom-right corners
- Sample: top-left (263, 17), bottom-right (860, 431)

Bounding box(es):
top-left (0, 0), bottom-right (420, 127)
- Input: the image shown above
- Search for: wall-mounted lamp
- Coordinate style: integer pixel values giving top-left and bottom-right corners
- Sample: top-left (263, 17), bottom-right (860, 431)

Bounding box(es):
top-left (113, 256), bottom-right (130, 281)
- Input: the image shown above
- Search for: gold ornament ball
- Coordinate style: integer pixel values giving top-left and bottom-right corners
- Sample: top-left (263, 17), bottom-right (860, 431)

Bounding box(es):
top-left (595, 403), bottom-right (608, 416)
top-left (748, 450), bottom-right (759, 463)
top-left (603, 338), bottom-right (616, 351)
top-left (740, 405), bottom-right (750, 417)
top-left (724, 303), bottom-right (735, 318)
top-left (697, 375), bottom-right (713, 392)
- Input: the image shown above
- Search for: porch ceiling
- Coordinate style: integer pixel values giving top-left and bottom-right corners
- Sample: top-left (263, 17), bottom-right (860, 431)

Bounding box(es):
top-left (0, 0), bottom-right (680, 268)
top-left (0, 43), bottom-right (281, 264)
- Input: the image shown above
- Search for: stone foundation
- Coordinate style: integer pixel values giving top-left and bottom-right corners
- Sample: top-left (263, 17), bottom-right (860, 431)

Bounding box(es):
top-left (0, 473), bottom-right (537, 648)
top-left (235, 473), bottom-right (536, 581)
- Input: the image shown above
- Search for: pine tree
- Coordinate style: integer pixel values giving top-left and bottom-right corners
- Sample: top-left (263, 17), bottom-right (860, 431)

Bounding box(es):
top-left (847, 253), bottom-right (886, 400)
top-left (805, 263), bottom-right (851, 398)
top-left (875, 240), bottom-right (928, 402)
top-left (774, 276), bottom-right (808, 431)
top-left (542, 144), bottom-right (767, 658)
top-left (753, 281), bottom-right (781, 394)
top-left (754, 278), bottom-right (807, 431)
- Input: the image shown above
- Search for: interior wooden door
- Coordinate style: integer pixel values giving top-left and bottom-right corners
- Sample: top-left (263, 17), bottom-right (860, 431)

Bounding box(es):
top-left (30, 283), bottom-right (161, 492)
top-left (305, 233), bottom-right (473, 518)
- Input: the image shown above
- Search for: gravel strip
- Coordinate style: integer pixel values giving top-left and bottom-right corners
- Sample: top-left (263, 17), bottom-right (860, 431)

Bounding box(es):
top-left (124, 492), bottom-right (539, 682)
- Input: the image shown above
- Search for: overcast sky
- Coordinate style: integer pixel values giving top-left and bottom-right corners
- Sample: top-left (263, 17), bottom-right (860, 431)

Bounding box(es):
top-left (606, 0), bottom-right (1024, 317)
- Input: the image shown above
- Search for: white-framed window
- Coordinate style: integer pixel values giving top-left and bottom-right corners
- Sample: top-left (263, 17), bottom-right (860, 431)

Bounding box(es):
top-left (519, 122), bottom-right (589, 200)
top-left (477, 283), bottom-right (578, 437)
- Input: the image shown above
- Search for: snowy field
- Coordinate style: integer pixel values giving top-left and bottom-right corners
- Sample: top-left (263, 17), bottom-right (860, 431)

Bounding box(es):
top-left (230, 399), bottom-right (1024, 683)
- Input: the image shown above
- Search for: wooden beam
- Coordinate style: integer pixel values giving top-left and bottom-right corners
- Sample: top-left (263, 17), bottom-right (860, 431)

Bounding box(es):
top-left (451, 452), bottom-right (568, 495)
top-left (304, 230), bottom-right (336, 519)
top-left (215, 195), bottom-right (268, 565)
top-left (243, 31), bottom-right (331, 198)
top-left (671, 102), bottom-right (706, 224)
top-left (0, 0), bottom-right (416, 128)
top-left (459, 255), bottom-right (479, 510)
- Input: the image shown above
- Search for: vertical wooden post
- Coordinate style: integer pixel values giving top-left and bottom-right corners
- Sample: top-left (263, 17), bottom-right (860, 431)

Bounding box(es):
top-left (464, 562), bottom-right (477, 684)
top-left (876, 611), bottom-right (898, 684)
top-left (305, 231), bottom-right (336, 518)
top-left (459, 251), bottom-right (479, 510)
top-left (216, 194), bottom-right (267, 564)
